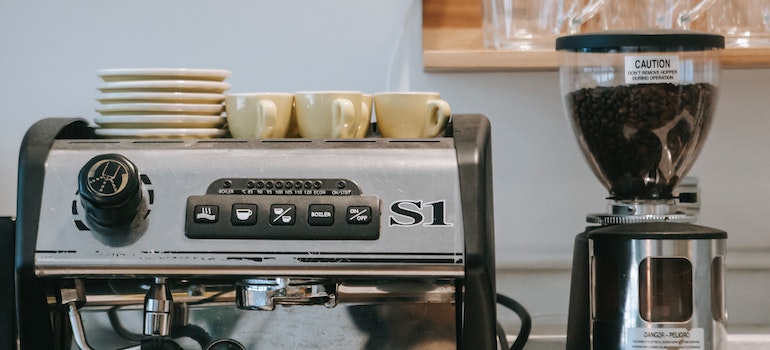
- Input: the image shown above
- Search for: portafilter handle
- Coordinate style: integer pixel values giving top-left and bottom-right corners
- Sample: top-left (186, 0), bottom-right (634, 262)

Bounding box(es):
top-left (144, 277), bottom-right (173, 337)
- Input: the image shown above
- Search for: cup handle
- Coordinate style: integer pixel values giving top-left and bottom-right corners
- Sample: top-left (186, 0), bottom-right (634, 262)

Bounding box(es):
top-left (678, 0), bottom-right (717, 29)
top-left (355, 101), bottom-right (370, 138)
top-left (569, 0), bottom-right (607, 33)
top-left (332, 98), bottom-right (356, 138)
top-left (424, 99), bottom-right (451, 138)
top-left (256, 100), bottom-right (277, 138)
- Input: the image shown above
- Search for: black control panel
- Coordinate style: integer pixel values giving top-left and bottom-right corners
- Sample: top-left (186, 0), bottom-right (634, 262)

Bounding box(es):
top-left (185, 179), bottom-right (380, 240)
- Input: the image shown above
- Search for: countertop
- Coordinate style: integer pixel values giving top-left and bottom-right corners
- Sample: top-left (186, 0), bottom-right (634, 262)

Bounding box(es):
top-left (507, 332), bottom-right (770, 349)
top-left (500, 325), bottom-right (770, 350)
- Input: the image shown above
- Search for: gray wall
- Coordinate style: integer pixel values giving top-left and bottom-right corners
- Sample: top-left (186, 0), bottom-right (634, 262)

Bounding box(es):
top-left (2, 0), bottom-right (770, 331)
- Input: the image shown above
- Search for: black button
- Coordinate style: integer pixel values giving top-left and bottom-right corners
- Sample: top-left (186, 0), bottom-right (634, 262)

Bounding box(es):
top-left (308, 204), bottom-right (334, 226)
top-left (269, 204), bottom-right (296, 226)
top-left (231, 204), bottom-right (257, 226)
top-left (193, 205), bottom-right (219, 223)
top-left (346, 206), bottom-right (372, 224)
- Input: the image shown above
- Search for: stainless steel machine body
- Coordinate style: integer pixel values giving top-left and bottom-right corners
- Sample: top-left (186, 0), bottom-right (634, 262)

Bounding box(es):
top-left (12, 115), bottom-right (496, 349)
top-left (588, 221), bottom-right (727, 350)
top-left (566, 203), bottom-right (728, 350)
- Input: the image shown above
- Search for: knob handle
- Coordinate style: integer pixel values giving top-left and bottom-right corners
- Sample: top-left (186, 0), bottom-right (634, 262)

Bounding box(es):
top-left (78, 153), bottom-right (143, 227)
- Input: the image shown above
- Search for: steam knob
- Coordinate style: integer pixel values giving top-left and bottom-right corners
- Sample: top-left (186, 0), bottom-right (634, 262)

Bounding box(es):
top-left (78, 153), bottom-right (143, 227)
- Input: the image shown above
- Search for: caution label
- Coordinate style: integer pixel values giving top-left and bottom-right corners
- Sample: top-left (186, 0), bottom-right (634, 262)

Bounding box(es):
top-left (627, 327), bottom-right (704, 350)
top-left (624, 55), bottom-right (680, 84)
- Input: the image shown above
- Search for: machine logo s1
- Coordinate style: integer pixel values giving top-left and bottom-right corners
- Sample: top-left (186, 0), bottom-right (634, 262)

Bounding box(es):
top-left (388, 199), bottom-right (453, 227)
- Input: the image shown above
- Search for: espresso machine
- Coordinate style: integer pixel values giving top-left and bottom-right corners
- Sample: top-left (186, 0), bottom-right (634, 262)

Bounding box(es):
top-left (10, 114), bottom-right (498, 349)
top-left (557, 32), bottom-right (728, 350)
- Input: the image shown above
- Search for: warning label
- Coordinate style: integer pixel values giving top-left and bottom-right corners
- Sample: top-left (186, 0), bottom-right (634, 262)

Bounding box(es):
top-left (624, 55), bottom-right (681, 84)
top-left (627, 327), bottom-right (704, 350)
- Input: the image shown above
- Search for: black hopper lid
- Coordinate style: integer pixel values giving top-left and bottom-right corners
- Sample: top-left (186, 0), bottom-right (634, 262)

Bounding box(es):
top-left (556, 30), bottom-right (725, 52)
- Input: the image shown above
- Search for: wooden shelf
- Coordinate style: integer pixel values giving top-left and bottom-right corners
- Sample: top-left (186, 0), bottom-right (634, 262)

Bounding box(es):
top-left (423, 0), bottom-right (770, 72)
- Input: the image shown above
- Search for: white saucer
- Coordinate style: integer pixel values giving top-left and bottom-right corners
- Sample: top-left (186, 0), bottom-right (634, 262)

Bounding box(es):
top-left (96, 103), bottom-right (224, 115)
top-left (94, 128), bottom-right (228, 139)
top-left (97, 68), bottom-right (231, 82)
top-left (97, 80), bottom-right (231, 93)
top-left (97, 92), bottom-right (225, 104)
top-left (94, 115), bottom-right (226, 129)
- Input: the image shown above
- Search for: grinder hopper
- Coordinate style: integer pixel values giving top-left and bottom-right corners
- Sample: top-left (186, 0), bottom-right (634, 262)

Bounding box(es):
top-left (557, 31), bottom-right (723, 200)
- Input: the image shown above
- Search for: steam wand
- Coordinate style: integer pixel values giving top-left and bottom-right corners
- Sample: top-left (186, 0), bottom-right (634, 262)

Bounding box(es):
top-left (62, 279), bottom-right (141, 350)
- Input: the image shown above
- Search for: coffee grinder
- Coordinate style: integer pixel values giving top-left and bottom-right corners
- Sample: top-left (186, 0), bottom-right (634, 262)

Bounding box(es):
top-left (557, 32), bottom-right (728, 350)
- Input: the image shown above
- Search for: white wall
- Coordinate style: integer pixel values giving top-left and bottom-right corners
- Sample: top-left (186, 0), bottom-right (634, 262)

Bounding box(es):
top-left (2, 0), bottom-right (770, 331)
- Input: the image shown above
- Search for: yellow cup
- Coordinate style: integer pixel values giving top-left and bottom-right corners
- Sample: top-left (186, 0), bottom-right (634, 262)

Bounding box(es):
top-left (225, 93), bottom-right (294, 139)
top-left (294, 91), bottom-right (367, 139)
top-left (373, 92), bottom-right (451, 138)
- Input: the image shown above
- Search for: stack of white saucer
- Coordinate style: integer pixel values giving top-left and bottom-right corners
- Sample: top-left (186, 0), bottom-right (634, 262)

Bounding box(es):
top-left (93, 68), bottom-right (231, 138)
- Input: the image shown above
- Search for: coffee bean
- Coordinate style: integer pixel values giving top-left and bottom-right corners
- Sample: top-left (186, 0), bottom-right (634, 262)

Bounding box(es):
top-left (565, 83), bottom-right (717, 199)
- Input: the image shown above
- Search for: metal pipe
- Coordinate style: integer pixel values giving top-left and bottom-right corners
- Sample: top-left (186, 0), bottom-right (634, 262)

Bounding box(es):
top-left (67, 302), bottom-right (95, 350)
